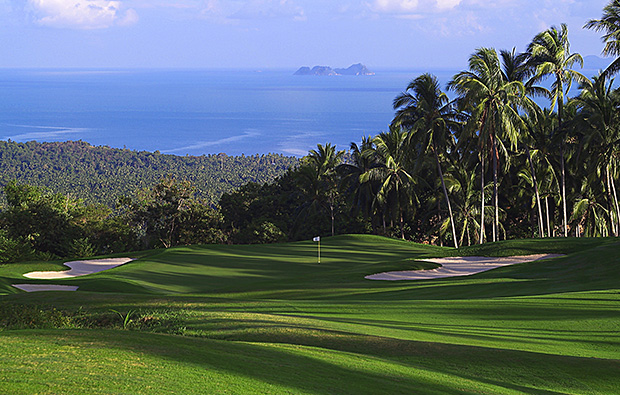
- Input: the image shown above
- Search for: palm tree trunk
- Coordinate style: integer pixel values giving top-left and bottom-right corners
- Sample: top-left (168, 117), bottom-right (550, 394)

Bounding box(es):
top-left (479, 152), bottom-right (486, 244)
top-left (437, 200), bottom-right (443, 246)
top-left (492, 136), bottom-right (498, 242)
top-left (400, 209), bottom-right (405, 240)
top-left (545, 196), bottom-right (551, 237)
top-left (606, 168), bottom-right (618, 237)
top-left (433, 147), bottom-right (459, 248)
top-left (330, 203), bottom-right (335, 237)
top-left (467, 224), bottom-right (471, 246)
top-left (526, 146), bottom-right (544, 237)
top-left (611, 171), bottom-right (620, 236)
top-left (560, 143), bottom-right (568, 237)
top-left (557, 87), bottom-right (569, 238)
top-left (382, 214), bottom-right (386, 235)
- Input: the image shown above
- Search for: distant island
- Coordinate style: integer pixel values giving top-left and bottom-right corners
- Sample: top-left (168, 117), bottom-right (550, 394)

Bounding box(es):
top-left (294, 63), bottom-right (375, 76)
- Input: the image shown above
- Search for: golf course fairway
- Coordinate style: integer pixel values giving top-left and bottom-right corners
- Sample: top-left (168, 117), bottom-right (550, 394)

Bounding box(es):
top-left (1, 234), bottom-right (619, 394)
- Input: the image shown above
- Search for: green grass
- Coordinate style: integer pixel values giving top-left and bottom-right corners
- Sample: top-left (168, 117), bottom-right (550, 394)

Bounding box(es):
top-left (1, 235), bottom-right (620, 394)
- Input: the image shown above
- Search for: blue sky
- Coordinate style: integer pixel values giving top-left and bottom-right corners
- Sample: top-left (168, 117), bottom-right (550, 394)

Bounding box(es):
top-left (0, 0), bottom-right (610, 69)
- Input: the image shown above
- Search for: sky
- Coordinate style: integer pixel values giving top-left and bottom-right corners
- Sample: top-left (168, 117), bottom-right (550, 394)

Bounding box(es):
top-left (0, 0), bottom-right (611, 70)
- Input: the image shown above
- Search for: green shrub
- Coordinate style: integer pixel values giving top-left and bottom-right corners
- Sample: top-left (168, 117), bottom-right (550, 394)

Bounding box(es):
top-left (0, 304), bottom-right (185, 335)
top-left (69, 237), bottom-right (96, 258)
top-left (0, 303), bottom-right (73, 329)
top-left (0, 231), bottom-right (35, 264)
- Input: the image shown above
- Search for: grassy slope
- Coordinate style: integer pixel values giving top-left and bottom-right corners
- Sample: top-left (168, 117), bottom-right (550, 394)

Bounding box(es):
top-left (1, 235), bottom-right (620, 394)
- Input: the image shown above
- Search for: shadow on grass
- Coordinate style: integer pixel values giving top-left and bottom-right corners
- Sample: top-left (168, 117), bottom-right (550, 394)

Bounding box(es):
top-left (3, 329), bottom-right (617, 394)
top-left (0, 329), bottom-right (471, 394)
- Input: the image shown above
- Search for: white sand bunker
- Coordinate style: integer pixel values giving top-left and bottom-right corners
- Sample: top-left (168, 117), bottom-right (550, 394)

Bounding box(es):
top-left (12, 284), bottom-right (80, 292)
top-left (22, 257), bottom-right (133, 279)
top-left (11, 257), bottom-right (133, 292)
top-left (366, 254), bottom-right (563, 281)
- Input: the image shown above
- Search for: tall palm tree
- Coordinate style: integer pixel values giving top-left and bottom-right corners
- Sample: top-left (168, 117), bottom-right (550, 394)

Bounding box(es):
top-left (571, 74), bottom-right (620, 235)
top-left (338, 137), bottom-right (378, 226)
top-left (298, 143), bottom-right (344, 236)
top-left (527, 23), bottom-right (586, 237)
top-left (500, 48), bottom-right (550, 237)
top-left (443, 161), bottom-right (481, 246)
top-left (362, 128), bottom-right (415, 239)
top-left (448, 47), bottom-right (526, 243)
top-left (392, 73), bottom-right (460, 247)
top-left (585, 0), bottom-right (620, 78)
top-left (522, 106), bottom-right (560, 237)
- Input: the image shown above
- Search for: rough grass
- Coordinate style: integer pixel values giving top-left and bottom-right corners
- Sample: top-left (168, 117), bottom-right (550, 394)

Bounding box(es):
top-left (1, 235), bottom-right (619, 394)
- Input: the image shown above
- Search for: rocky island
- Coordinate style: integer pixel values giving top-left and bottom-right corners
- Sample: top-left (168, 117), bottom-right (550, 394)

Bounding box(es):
top-left (294, 63), bottom-right (375, 76)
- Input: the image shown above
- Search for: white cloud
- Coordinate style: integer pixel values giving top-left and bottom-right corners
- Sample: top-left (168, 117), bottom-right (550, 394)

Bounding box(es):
top-left (118, 7), bottom-right (138, 25)
top-left (368, 0), bottom-right (461, 15)
top-left (27, 0), bottom-right (138, 29)
top-left (371, 0), bottom-right (419, 13)
top-left (435, 0), bottom-right (460, 11)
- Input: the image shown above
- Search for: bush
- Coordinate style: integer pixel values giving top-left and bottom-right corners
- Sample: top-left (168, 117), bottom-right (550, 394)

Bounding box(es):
top-left (69, 237), bottom-right (96, 258)
top-left (0, 303), bottom-right (73, 329)
top-left (237, 220), bottom-right (287, 244)
top-left (0, 304), bottom-right (186, 336)
top-left (0, 231), bottom-right (35, 264)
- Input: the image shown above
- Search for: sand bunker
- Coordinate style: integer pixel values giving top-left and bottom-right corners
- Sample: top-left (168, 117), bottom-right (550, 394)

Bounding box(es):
top-left (12, 284), bottom-right (80, 292)
top-left (366, 254), bottom-right (563, 281)
top-left (22, 257), bottom-right (133, 279)
top-left (12, 257), bottom-right (133, 292)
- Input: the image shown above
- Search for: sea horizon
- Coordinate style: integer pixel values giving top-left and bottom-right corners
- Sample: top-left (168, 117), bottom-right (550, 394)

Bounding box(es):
top-left (0, 65), bottom-right (602, 157)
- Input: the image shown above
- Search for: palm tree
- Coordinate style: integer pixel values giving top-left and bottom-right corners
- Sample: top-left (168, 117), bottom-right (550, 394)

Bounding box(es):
top-left (572, 191), bottom-right (611, 237)
top-left (571, 74), bottom-right (620, 235)
top-left (448, 47), bottom-right (526, 243)
top-left (362, 128), bottom-right (415, 239)
top-left (338, 137), bottom-right (379, 227)
top-left (585, 0), bottom-right (620, 78)
top-left (527, 23), bottom-right (586, 237)
top-left (444, 161), bottom-right (481, 246)
top-left (392, 73), bottom-right (460, 247)
top-left (500, 48), bottom-right (550, 238)
top-left (297, 143), bottom-right (344, 236)
top-left (522, 106), bottom-right (561, 237)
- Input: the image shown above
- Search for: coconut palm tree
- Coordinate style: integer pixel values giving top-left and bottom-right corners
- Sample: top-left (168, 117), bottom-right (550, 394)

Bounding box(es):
top-left (338, 137), bottom-right (379, 227)
top-left (571, 74), bottom-right (620, 235)
top-left (443, 161), bottom-right (481, 246)
top-left (362, 128), bottom-right (415, 239)
top-left (499, 48), bottom-right (550, 237)
top-left (392, 73), bottom-right (460, 247)
top-left (297, 143), bottom-right (344, 236)
top-left (521, 106), bottom-right (561, 237)
top-left (585, 0), bottom-right (620, 78)
top-left (448, 47), bottom-right (527, 243)
top-left (527, 23), bottom-right (586, 237)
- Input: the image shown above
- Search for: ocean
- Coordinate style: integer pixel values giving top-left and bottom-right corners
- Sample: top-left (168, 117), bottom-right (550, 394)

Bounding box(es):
top-left (0, 67), bottom-right (596, 157)
top-left (0, 68), bottom-right (457, 157)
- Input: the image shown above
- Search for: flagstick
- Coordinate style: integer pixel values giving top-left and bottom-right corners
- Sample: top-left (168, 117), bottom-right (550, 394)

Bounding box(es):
top-left (318, 238), bottom-right (320, 264)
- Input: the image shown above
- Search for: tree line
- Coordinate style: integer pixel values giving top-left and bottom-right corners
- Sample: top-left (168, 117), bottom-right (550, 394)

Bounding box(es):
top-left (2, 2), bottom-right (620, 262)
top-left (223, 2), bottom-right (620, 246)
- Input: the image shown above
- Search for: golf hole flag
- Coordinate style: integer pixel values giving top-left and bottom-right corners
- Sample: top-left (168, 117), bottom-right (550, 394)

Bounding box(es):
top-left (313, 236), bottom-right (320, 263)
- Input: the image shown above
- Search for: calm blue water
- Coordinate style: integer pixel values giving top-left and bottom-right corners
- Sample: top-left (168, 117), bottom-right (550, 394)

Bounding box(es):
top-left (0, 68), bottom-right (458, 156)
top-left (0, 68), bottom-right (595, 157)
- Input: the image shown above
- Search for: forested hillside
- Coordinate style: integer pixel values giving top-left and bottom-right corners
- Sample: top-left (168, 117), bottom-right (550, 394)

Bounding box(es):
top-left (0, 140), bottom-right (297, 206)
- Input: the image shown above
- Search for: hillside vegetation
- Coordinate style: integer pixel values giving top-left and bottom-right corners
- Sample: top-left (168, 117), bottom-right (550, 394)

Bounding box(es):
top-left (0, 140), bottom-right (297, 207)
